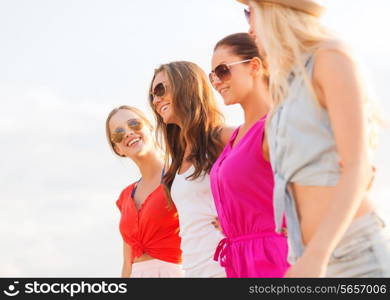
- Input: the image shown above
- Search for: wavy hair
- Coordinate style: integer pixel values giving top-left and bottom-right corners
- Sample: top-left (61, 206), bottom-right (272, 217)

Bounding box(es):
top-left (250, 0), bottom-right (383, 150)
top-left (148, 61), bottom-right (225, 189)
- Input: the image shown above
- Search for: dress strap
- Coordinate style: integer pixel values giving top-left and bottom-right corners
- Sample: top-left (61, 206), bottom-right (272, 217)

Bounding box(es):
top-left (132, 167), bottom-right (165, 198)
top-left (228, 126), bottom-right (241, 146)
top-left (131, 178), bottom-right (142, 198)
top-left (161, 167), bottom-right (165, 182)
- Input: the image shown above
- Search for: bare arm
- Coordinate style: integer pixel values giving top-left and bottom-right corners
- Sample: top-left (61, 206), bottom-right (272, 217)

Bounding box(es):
top-left (262, 129), bottom-right (270, 162)
top-left (121, 242), bottom-right (133, 278)
top-left (286, 48), bottom-right (372, 277)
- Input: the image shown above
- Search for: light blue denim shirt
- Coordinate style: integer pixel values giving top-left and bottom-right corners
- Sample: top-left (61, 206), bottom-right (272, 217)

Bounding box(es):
top-left (267, 55), bottom-right (341, 262)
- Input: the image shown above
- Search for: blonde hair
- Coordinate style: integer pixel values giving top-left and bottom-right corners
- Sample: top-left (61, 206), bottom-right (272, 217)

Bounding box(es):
top-left (105, 105), bottom-right (156, 157)
top-left (251, 0), bottom-right (383, 150)
top-left (106, 105), bottom-right (174, 208)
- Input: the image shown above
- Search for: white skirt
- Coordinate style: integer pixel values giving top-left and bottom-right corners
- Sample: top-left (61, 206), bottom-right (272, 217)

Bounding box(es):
top-left (131, 259), bottom-right (185, 278)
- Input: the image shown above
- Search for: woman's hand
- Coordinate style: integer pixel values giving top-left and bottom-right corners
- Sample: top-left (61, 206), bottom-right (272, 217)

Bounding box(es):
top-left (121, 242), bottom-right (133, 277)
top-left (211, 217), bottom-right (223, 234)
top-left (294, 46), bottom-right (373, 276)
top-left (284, 253), bottom-right (328, 278)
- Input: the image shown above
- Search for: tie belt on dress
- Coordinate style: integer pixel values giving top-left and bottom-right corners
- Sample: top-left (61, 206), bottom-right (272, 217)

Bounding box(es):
top-left (213, 232), bottom-right (286, 267)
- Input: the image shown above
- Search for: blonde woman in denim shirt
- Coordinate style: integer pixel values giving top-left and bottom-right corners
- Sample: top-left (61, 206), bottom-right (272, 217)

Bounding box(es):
top-left (236, 0), bottom-right (390, 277)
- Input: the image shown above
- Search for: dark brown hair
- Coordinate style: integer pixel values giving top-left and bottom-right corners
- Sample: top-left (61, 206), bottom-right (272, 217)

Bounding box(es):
top-left (148, 61), bottom-right (225, 189)
top-left (214, 32), bottom-right (268, 81)
top-left (214, 32), bottom-right (261, 60)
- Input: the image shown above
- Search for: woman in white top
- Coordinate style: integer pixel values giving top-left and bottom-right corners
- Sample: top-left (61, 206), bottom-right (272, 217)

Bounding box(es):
top-left (148, 61), bottom-right (234, 277)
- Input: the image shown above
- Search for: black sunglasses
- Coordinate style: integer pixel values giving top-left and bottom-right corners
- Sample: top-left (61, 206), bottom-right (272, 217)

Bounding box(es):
top-left (151, 82), bottom-right (168, 99)
top-left (111, 118), bottom-right (143, 144)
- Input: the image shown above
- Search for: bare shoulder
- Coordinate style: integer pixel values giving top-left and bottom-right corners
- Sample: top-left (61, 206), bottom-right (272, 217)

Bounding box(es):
top-left (315, 39), bottom-right (353, 55)
top-left (313, 40), bottom-right (360, 87)
top-left (312, 40), bottom-right (363, 107)
top-left (219, 125), bottom-right (236, 146)
top-left (313, 39), bottom-right (357, 79)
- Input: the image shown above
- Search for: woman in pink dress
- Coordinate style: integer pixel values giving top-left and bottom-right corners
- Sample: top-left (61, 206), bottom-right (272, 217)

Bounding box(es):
top-left (209, 33), bottom-right (289, 277)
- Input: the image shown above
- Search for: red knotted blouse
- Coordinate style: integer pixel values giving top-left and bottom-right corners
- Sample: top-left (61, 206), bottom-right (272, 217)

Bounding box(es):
top-left (116, 183), bottom-right (182, 263)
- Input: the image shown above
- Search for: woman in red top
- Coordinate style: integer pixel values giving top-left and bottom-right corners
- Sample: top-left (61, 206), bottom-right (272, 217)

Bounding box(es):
top-left (106, 105), bottom-right (183, 277)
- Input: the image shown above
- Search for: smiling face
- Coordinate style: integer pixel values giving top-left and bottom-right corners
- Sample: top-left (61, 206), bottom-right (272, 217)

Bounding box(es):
top-left (211, 46), bottom-right (255, 106)
top-left (108, 109), bottom-right (154, 159)
top-left (151, 71), bottom-right (179, 125)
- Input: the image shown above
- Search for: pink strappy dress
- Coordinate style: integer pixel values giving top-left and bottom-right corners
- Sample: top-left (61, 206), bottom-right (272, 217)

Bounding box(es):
top-left (210, 115), bottom-right (289, 277)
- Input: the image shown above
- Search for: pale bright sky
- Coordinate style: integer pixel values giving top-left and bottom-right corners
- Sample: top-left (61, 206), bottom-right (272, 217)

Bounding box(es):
top-left (0, 0), bottom-right (389, 276)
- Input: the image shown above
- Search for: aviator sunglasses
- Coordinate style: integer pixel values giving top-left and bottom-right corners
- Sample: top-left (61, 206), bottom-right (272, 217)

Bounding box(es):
top-left (209, 59), bottom-right (252, 85)
top-left (111, 118), bottom-right (143, 144)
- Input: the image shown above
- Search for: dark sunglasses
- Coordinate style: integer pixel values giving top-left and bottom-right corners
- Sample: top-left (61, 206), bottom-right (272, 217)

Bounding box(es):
top-left (244, 8), bottom-right (250, 24)
top-left (151, 82), bottom-right (168, 99)
top-left (111, 118), bottom-right (143, 144)
top-left (209, 59), bottom-right (252, 85)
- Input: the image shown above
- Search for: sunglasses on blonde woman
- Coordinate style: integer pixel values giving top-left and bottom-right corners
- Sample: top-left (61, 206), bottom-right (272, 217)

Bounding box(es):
top-left (111, 118), bottom-right (143, 144)
top-left (209, 59), bottom-right (252, 85)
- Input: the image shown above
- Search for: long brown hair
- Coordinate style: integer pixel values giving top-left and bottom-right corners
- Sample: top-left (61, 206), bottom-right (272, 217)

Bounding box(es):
top-left (148, 61), bottom-right (225, 189)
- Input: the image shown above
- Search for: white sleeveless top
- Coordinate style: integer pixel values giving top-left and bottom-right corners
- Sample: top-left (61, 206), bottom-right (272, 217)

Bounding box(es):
top-left (170, 166), bottom-right (226, 277)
